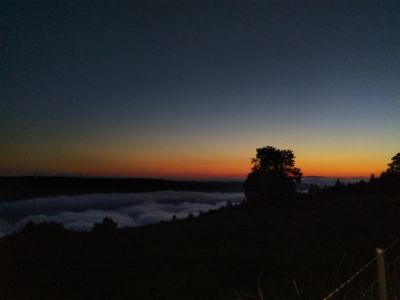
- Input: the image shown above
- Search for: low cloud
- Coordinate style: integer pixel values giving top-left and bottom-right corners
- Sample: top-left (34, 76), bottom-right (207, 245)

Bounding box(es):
top-left (0, 191), bottom-right (244, 236)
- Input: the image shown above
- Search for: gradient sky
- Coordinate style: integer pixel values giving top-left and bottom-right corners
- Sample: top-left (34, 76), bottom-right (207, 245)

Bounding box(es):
top-left (1, 0), bottom-right (399, 179)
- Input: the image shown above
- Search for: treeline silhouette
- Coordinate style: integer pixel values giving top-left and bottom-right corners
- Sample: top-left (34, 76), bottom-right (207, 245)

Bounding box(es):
top-left (243, 146), bottom-right (400, 205)
top-left (309, 170), bottom-right (400, 198)
top-left (0, 176), bottom-right (244, 202)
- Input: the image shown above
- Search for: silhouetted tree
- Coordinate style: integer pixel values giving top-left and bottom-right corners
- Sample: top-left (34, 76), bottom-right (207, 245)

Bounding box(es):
top-left (369, 174), bottom-right (376, 183)
top-left (378, 153), bottom-right (400, 194)
top-left (308, 184), bottom-right (320, 195)
top-left (92, 217), bottom-right (118, 233)
top-left (244, 146), bottom-right (302, 205)
top-left (333, 178), bottom-right (346, 192)
top-left (334, 178), bottom-right (342, 188)
top-left (388, 153), bottom-right (400, 174)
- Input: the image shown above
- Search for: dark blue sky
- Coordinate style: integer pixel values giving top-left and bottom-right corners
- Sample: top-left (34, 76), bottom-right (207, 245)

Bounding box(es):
top-left (1, 0), bottom-right (399, 178)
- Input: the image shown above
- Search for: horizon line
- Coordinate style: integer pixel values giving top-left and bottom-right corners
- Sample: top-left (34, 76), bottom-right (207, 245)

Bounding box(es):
top-left (0, 174), bottom-right (371, 181)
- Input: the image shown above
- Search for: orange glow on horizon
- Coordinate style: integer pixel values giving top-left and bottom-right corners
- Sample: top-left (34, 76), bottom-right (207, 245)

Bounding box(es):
top-left (1, 155), bottom-right (388, 179)
top-left (1, 143), bottom-right (392, 179)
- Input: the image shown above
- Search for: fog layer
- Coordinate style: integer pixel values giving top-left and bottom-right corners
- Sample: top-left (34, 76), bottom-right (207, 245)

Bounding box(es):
top-left (0, 191), bottom-right (244, 236)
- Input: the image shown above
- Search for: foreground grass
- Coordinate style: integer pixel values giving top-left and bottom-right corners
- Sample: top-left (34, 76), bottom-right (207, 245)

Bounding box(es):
top-left (1, 194), bottom-right (399, 300)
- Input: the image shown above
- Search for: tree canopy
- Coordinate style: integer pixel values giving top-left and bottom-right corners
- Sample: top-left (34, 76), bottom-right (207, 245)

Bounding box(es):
top-left (92, 217), bottom-right (118, 233)
top-left (387, 153), bottom-right (400, 174)
top-left (244, 146), bottom-right (302, 205)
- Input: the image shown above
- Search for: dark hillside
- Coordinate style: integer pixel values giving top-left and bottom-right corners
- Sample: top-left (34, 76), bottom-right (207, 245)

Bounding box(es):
top-left (1, 194), bottom-right (399, 299)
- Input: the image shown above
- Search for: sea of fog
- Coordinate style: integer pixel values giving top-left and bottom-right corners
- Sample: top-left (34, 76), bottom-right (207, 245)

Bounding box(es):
top-left (0, 191), bottom-right (244, 237)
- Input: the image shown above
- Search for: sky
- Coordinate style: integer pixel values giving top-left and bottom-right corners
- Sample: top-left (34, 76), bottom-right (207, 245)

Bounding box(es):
top-left (1, 0), bottom-right (399, 179)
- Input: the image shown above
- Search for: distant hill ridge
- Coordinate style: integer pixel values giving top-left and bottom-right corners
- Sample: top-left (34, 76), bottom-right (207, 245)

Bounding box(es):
top-left (0, 176), bottom-right (244, 202)
top-left (0, 176), bottom-right (368, 202)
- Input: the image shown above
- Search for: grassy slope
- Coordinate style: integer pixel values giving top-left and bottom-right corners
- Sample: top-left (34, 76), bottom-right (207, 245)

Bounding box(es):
top-left (0, 194), bottom-right (399, 300)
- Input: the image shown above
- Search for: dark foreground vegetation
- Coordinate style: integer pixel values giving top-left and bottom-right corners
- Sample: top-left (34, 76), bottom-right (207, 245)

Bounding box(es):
top-left (1, 190), bottom-right (400, 299)
top-left (1, 151), bottom-right (399, 299)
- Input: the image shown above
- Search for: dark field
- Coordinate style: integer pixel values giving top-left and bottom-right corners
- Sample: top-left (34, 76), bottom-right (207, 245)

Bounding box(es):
top-left (1, 193), bottom-right (399, 300)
